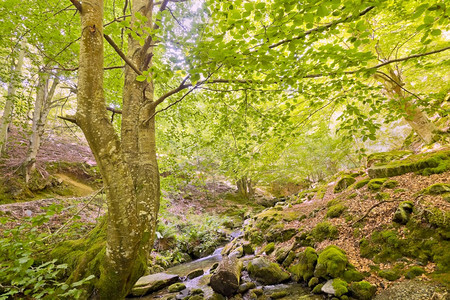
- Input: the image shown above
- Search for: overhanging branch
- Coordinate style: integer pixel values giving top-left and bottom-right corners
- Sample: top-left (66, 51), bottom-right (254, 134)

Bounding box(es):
top-left (104, 34), bottom-right (142, 75)
top-left (268, 6), bottom-right (375, 49)
top-left (69, 0), bottom-right (82, 13)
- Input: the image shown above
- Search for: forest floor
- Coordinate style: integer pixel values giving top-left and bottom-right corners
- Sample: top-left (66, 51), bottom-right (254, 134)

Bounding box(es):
top-left (1, 128), bottom-right (449, 299)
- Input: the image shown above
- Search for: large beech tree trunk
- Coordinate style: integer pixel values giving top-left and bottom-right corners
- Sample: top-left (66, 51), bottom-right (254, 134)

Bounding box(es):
top-left (375, 68), bottom-right (437, 144)
top-left (0, 43), bottom-right (25, 154)
top-left (67, 0), bottom-right (159, 298)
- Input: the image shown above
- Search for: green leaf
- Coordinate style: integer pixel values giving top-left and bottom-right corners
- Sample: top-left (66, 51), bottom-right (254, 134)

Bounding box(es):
top-left (136, 75), bottom-right (147, 82)
top-left (430, 29), bottom-right (441, 36)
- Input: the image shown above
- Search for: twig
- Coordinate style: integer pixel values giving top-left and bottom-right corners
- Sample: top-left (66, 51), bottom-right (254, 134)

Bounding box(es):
top-left (352, 199), bottom-right (399, 226)
top-left (43, 188), bottom-right (104, 240)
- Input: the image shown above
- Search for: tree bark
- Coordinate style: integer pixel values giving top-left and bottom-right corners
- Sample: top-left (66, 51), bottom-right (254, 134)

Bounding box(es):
top-left (210, 255), bottom-right (243, 296)
top-left (0, 42), bottom-right (25, 154)
top-left (59, 0), bottom-right (161, 298)
top-left (24, 72), bottom-right (59, 182)
top-left (236, 176), bottom-right (254, 199)
top-left (375, 68), bottom-right (437, 144)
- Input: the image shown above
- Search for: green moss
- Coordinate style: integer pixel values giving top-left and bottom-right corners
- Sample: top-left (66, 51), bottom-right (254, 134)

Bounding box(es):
top-left (424, 183), bottom-right (450, 195)
top-left (367, 178), bottom-right (388, 191)
top-left (311, 222), bottom-right (339, 242)
top-left (315, 246), bottom-right (348, 278)
top-left (375, 192), bottom-right (390, 201)
top-left (378, 269), bottom-right (400, 281)
top-left (349, 281), bottom-right (377, 300)
top-left (368, 150), bottom-right (450, 178)
top-left (264, 242), bottom-right (275, 255)
top-left (367, 150), bottom-right (413, 167)
top-left (393, 201), bottom-right (414, 225)
top-left (290, 247), bottom-right (318, 282)
top-left (168, 283), bottom-right (186, 293)
top-left (347, 193), bottom-right (357, 199)
top-left (334, 176), bottom-right (356, 193)
top-left (405, 266), bottom-right (424, 279)
top-left (331, 278), bottom-right (348, 297)
top-left (326, 204), bottom-right (347, 218)
top-left (383, 180), bottom-right (398, 189)
top-left (312, 283), bottom-right (324, 294)
top-left (355, 179), bottom-right (370, 189)
top-left (308, 277), bottom-right (319, 287)
top-left (342, 267), bottom-right (364, 282)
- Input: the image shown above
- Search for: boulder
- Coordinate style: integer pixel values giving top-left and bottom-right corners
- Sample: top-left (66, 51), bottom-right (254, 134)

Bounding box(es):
top-left (290, 247), bottom-right (317, 282)
top-left (131, 273), bottom-right (179, 296)
top-left (314, 246), bottom-right (348, 279)
top-left (247, 257), bottom-right (290, 285)
top-left (393, 201), bottom-right (414, 224)
top-left (321, 278), bottom-right (348, 297)
top-left (349, 281), bottom-right (377, 300)
top-left (187, 268), bottom-right (204, 279)
top-left (168, 283), bottom-right (186, 293)
top-left (334, 176), bottom-right (356, 193)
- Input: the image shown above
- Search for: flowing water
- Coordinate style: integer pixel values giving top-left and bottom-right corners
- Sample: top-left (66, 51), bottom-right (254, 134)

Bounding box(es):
top-left (130, 245), bottom-right (316, 300)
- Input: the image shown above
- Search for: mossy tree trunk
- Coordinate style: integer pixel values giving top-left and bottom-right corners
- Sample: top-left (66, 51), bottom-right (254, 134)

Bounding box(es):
top-left (59, 0), bottom-right (160, 298)
top-left (375, 68), bottom-right (437, 144)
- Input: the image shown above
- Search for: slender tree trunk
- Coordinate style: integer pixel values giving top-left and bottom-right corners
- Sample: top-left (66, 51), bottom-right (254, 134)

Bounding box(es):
top-left (24, 72), bottom-right (59, 182)
top-left (0, 43), bottom-right (25, 154)
top-left (375, 69), bottom-right (437, 144)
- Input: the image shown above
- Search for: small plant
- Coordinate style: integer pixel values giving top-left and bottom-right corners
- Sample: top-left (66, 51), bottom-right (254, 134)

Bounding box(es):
top-left (0, 205), bottom-right (94, 299)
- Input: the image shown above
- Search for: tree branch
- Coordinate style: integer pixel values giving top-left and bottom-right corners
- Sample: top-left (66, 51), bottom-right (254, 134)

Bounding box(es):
top-left (69, 0), bottom-right (82, 13)
top-left (351, 199), bottom-right (400, 226)
top-left (268, 6), bottom-right (375, 49)
top-left (103, 34), bottom-right (142, 75)
top-left (58, 115), bottom-right (77, 124)
top-left (107, 107), bottom-right (123, 114)
top-left (304, 46), bottom-right (450, 78)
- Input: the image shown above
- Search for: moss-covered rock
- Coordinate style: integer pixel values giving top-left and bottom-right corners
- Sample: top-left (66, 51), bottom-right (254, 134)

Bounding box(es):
top-left (368, 150), bottom-right (450, 178)
top-left (405, 266), bottom-right (425, 279)
top-left (312, 283), bottom-right (324, 294)
top-left (367, 150), bottom-right (413, 167)
top-left (242, 242), bottom-right (254, 255)
top-left (326, 204), bottom-right (347, 218)
top-left (132, 273), bottom-right (180, 296)
top-left (168, 282), bottom-right (186, 293)
top-left (383, 180), bottom-right (398, 189)
top-left (367, 178), bottom-right (388, 191)
top-left (263, 242), bottom-right (275, 255)
top-left (355, 179), bottom-right (370, 189)
top-left (290, 247), bottom-right (318, 282)
top-left (247, 257), bottom-right (290, 285)
top-left (269, 291), bottom-right (288, 299)
top-left (393, 201), bottom-right (414, 224)
top-left (238, 281), bottom-right (256, 294)
top-left (282, 251), bottom-right (296, 268)
top-left (334, 176), bottom-right (356, 193)
top-left (311, 221), bottom-right (339, 242)
top-left (314, 246), bottom-right (348, 278)
top-left (331, 278), bottom-right (348, 297)
top-left (187, 269), bottom-right (204, 279)
top-left (424, 183), bottom-right (450, 195)
top-left (308, 277), bottom-right (319, 287)
top-left (378, 269), bottom-right (401, 281)
top-left (349, 281), bottom-right (377, 300)
top-left (342, 267), bottom-right (365, 282)
top-left (275, 245), bottom-right (292, 263)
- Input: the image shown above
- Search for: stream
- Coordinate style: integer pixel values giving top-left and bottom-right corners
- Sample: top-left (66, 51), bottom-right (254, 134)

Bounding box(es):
top-left (128, 245), bottom-right (320, 300)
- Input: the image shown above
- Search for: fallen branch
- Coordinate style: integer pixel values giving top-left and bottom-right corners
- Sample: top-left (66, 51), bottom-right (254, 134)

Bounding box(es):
top-left (352, 199), bottom-right (399, 226)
